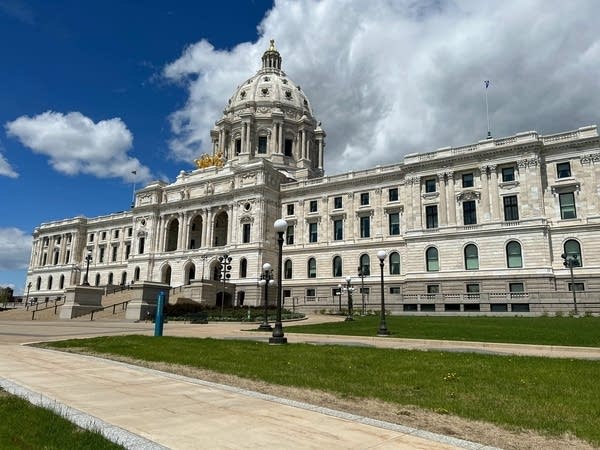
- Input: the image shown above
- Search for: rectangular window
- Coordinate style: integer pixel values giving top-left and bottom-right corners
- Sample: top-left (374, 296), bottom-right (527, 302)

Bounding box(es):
top-left (559, 192), bottom-right (576, 219)
top-left (89, 233), bottom-right (94, 242)
top-left (125, 244), bottom-right (131, 259)
top-left (257, 136), bottom-right (268, 154)
top-left (425, 205), bottom-right (438, 229)
top-left (503, 195), bottom-right (519, 221)
top-left (509, 282), bottom-right (524, 293)
top-left (306, 288), bottom-right (316, 298)
top-left (466, 283), bottom-right (480, 293)
top-left (283, 289), bottom-right (291, 298)
top-left (388, 212), bottom-right (400, 235)
top-left (65, 250), bottom-right (70, 263)
top-left (568, 282), bottom-right (585, 292)
top-left (309, 200), bottom-right (318, 213)
top-left (114, 229), bottom-right (119, 239)
top-left (111, 246), bottom-right (118, 262)
top-left (557, 162), bottom-right (571, 178)
top-left (360, 216), bottom-right (370, 238)
top-left (309, 222), bottom-right (318, 243)
top-left (99, 247), bottom-right (105, 263)
top-left (55, 236), bottom-right (61, 245)
top-left (284, 139), bottom-right (293, 157)
top-left (286, 204), bottom-right (294, 216)
top-left (242, 223), bottom-right (251, 243)
top-left (502, 167), bottom-right (515, 182)
top-left (235, 139), bottom-right (242, 155)
top-left (425, 178), bottom-right (436, 193)
top-left (388, 188), bottom-right (398, 202)
top-left (389, 287), bottom-right (401, 294)
top-left (462, 173), bottom-right (474, 188)
top-left (360, 192), bottom-right (369, 206)
top-left (286, 225), bottom-right (294, 245)
top-left (463, 200), bottom-right (477, 225)
top-left (427, 284), bottom-right (440, 294)
top-left (101, 231), bottom-right (106, 240)
top-left (127, 227), bottom-right (132, 237)
top-left (66, 234), bottom-right (72, 244)
top-left (333, 219), bottom-right (343, 241)
top-left (334, 196), bottom-right (343, 209)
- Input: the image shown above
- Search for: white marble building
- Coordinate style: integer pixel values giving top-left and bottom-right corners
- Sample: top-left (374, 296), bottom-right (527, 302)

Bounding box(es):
top-left (26, 42), bottom-right (600, 312)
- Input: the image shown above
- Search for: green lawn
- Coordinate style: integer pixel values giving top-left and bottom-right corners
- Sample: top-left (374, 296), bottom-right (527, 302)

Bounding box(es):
top-left (284, 315), bottom-right (600, 347)
top-left (45, 335), bottom-right (600, 446)
top-left (0, 390), bottom-right (123, 450)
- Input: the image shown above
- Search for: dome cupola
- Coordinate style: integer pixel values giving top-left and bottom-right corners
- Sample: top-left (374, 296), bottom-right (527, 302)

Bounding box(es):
top-left (261, 39), bottom-right (282, 72)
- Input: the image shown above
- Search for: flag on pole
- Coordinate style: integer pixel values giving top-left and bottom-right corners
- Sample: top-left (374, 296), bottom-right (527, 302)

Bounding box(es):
top-left (484, 80), bottom-right (490, 89)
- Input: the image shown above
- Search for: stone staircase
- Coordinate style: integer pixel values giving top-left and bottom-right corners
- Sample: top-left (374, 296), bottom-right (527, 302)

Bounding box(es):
top-left (0, 303), bottom-right (63, 321)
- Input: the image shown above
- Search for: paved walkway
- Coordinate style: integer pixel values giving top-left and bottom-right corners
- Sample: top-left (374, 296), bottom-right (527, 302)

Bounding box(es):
top-left (2, 317), bottom-right (598, 449)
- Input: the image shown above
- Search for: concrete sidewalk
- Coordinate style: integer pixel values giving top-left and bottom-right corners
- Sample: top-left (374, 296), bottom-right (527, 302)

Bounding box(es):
top-left (0, 343), bottom-right (491, 450)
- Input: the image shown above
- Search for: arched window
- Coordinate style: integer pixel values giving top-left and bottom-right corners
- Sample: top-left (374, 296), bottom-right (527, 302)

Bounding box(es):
top-left (307, 258), bottom-right (317, 278)
top-left (426, 247), bottom-right (439, 272)
top-left (563, 239), bottom-right (582, 266)
top-left (107, 272), bottom-right (114, 285)
top-left (359, 254), bottom-right (370, 276)
top-left (94, 273), bottom-right (101, 286)
top-left (134, 266), bottom-right (140, 281)
top-left (464, 244), bottom-right (479, 270)
top-left (47, 276), bottom-right (53, 290)
top-left (162, 265), bottom-right (172, 285)
top-left (120, 271), bottom-right (127, 285)
top-left (506, 241), bottom-right (522, 268)
top-left (284, 260), bottom-right (293, 279)
top-left (36, 276), bottom-right (41, 290)
top-left (59, 275), bottom-right (65, 289)
top-left (240, 258), bottom-right (248, 278)
top-left (389, 252), bottom-right (401, 275)
top-left (165, 219), bottom-right (179, 251)
top-left (332, 256), bottom-right (342, 277)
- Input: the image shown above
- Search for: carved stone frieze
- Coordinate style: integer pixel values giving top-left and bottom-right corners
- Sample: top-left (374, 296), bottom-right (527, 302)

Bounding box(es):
top-left (456, 190), bottom-right (481, 203)
top-left (580, 152), bottom-right (600, 164)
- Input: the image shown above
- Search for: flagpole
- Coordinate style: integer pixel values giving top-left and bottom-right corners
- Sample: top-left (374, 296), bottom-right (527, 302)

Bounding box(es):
top-left (484, 80), bottom-right (491, 139)
top-left (131, 170), bottom-right (137, 208)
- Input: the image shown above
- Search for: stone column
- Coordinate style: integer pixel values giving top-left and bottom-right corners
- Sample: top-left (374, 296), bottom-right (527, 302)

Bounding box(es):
top-left (246, 122), bottom-right (251, 154)
top-left (446, 172), bottom-right (456, 225)
top-left (227, 204), bottom-right (234, 246)
top-left (479, 165), bottom-right (491, 222)
top-left (437, 172), bottom-right (447, 227)
top-left (318, 139), bottom-right (323, 169)
top-left (301, 130), bottom-right (306, 159)
top-left (413, 177), bottom-right (422, 229)
top-left (206, 209), bottom-right (214, 248)
top-left (489, 164), bottom-right (500, 221)
top-left (278, 123), bottom-right (283, 153)
top-left (201, 209), bottom-right (208, 248)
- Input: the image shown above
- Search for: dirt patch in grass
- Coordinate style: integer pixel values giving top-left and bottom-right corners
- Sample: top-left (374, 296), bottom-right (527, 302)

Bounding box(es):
top-left (60, 349), bottom-right (594, 450)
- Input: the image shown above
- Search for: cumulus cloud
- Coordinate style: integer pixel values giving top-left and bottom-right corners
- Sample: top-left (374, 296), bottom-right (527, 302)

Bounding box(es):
top-left (0, 145), bottom-right (18, 178)
top-left (0, 227), bottom-right (31, 271)
top-left (5, 111), bottom-right (152, 182)
top-left (164, 0), bottom-right (600, 174)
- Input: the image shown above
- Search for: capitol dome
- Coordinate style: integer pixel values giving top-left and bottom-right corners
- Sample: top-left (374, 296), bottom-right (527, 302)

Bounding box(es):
top-left (225, 40), bottom-right (314, 118)
top-left (210, 40), bottom-right (325, 181)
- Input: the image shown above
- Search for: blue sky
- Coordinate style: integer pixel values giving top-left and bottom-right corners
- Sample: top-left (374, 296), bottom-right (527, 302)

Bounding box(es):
top-left (2, 0), bottom-right (599, 293)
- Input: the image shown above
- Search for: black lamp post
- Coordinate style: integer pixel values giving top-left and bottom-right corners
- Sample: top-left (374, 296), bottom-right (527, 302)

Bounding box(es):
top-left (270, 218), bottom-right (288, 344)
top-left (561, 253), bottom-right (579, 315)
top-left (25, 282), bottom-right (32, 307)
top-left (344, 275), bottom-right (354, 321)
top-left (337, 283), bottom-right (343, 313)
top-left (82, 251), bottom-right (92, 286)
top-left (377, 250), bottom-right (390, 336)
top-left (218, 254), bottom-right (232, 315)
top-left (358, 266), bottom-right (366, 315)
top-left (258, 262), bottom-right (274, 331)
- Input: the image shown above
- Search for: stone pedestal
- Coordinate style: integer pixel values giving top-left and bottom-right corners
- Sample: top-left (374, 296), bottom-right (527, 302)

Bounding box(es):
top-left (125, 282), bottom-right (171, 321)
top-left (60, 286), bottom-right (103, 319)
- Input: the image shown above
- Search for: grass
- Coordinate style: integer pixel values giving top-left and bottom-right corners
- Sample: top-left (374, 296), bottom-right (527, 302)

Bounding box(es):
top-left (284, 315), bottom-right (600, 347)
top-left (45, 335), bottom-right (600, 446)
top-left (0, 389), bottom-right (123, 450)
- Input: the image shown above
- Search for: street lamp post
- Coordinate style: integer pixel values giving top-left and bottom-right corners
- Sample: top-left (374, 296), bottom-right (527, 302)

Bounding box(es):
top-left (344, 276), bottom-right (354, 321)
top-left (270, 219), bottom-right (288, 344)
top-left (218, 254), bottom-right (232, 315)
top-left (258, 263), bottom-right (274, 331)
top-left (377, 250), bottom-right (390, 336)
top-left (358, 266), bottom-right (366, 315)
top-left (25, 282), bottom-right (32, 308)
top-left (82, 251), bottom-right (92, 286)
top-left (561, 253), bottom-right (579, 315)
top-left (337, 283), bottom-right (343, 313)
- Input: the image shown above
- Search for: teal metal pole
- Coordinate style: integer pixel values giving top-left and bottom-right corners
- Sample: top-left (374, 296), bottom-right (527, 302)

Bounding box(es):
top-left (154, 291), bottom-right (165, 337)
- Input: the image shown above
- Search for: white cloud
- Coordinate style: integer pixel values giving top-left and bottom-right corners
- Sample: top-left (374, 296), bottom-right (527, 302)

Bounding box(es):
top-left (0, 227), bottom-right (31, 271)
top-left (163, 0), bottom-right (600, 175)
top-left (0, 147), bottom-right (18, 178)
top-left (5, 111), bottom-right (152, 183)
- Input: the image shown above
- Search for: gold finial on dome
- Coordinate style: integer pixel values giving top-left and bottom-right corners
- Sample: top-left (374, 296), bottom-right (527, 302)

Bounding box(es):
top-left (269, 39), bottom-right (276, 51)
top-left (262, 38), bottom-right (282, 71)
